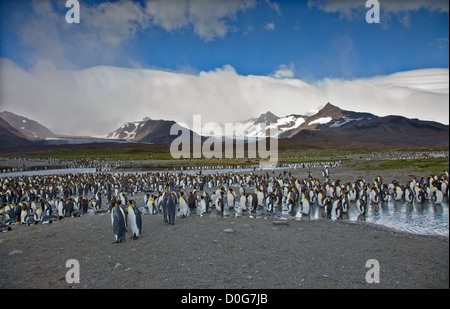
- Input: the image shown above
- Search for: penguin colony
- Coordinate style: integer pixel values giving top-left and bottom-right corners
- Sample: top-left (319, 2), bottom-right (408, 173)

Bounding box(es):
top-left (0, 169), bottom-right (448, 242)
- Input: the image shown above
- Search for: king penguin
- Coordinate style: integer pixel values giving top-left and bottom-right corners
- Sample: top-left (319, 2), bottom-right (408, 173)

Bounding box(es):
top-left (301, 196), bottom-right (310, 215)
top-left (356, 198), bottom-right (367, 215)
top-left (227, 188), bottom-right (236, 210)
top-left (198, 195), bottom-right (206, 216)
top-left (178, 193), bottom-right (190, 218)
top-left (127, 200), bottom-right (142, 240)
top-left (332, 198), bottom-right (342, 220)
top-left (431, 190), bottom-right (444, 205)
top-left (111, 204), bottom-right (127, 243)
top-left (20, 209), bottom-right (29, 225)
top-left (166, 193), bottom-right (177, 225)
top-left (240, 193), bottom-right (248, 212)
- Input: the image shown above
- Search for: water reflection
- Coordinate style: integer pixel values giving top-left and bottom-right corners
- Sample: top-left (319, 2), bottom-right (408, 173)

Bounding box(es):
top-left (355, 199), bottom-right (448, 236)
top-left (206, 199), bottom-right (449, 236)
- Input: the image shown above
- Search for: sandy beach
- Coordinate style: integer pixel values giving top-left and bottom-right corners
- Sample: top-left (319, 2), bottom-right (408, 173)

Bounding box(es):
top-left (1, 194), bottom-right (448, 290)
top-left (0, 159), bottom-right (448, 290)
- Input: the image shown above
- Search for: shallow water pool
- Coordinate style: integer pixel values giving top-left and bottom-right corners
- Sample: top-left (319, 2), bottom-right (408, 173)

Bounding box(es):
top-left (209, 199), bottom-right (449, 237)
top-left (362, 200), bottom-right (449, 236)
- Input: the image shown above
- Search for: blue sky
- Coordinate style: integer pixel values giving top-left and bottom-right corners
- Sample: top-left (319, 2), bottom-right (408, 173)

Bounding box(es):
top-left (1, 0), bottom-right (448, 80)
top-left (0, 0), bottom-right (448, 135)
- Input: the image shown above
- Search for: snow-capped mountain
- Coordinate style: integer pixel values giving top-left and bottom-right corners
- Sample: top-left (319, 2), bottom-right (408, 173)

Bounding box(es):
top-left (284, 114), bottom-right (449, 149)
top-left (236, 112), bottom-right (307, 138)
top-left (64, 102), bottom-right (450, 150)
top-left (1, 102), bottom-right (448, 150)
top-left (230, 103), bottom-right (377, 139)
top-left (107, 118), bottom-right (149, 140)
top-left (107, 117), bottom-right (202, 144)
top-left (110, 103), bottom-right (380, 141)
top-left (279, 102), bottom-right (377, 138)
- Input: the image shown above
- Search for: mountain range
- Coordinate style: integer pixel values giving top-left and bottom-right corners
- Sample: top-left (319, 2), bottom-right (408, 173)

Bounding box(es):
top-left (235, 103), bottom-right (378, 139)
top-left (1, 103), bottom-right (448, 150)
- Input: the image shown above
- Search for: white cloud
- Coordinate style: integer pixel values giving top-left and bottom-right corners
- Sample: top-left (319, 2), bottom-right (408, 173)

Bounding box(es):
top-left (264, 22), bottom-right (276, 31)
top-left (317, 68), bottom-right (449, 123)
top-left (15, 0), bottom-right (152, 69)
top-left (13, 0), bottom-right (258, 69)
top-left (82, 0), bottom-right (151, 46)
top-left (1, 59), bottom-right (448, 137)
top-left (272, 64), bottom-right (295, 79)
top-left (143, 0), bottom-right (257, 41)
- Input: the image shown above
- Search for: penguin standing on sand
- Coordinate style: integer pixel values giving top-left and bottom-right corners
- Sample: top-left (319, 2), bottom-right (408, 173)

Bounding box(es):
top-left (265, 193), bottom-right (275, 212)
top-left (43, 202), bottom-right (52, 217)
top-left (215, 196), bottom-right (225, 215)
top-left (21, 209), bottom-right (29, 225)
top-left (203, 192), bottom-right (211, 213)
top-left (322, 167), bottom-right (329, 178)
top-left (166, 193), bottom-right (176, 225)
top-left (14, 204), bottom-right (22, 223)
top-left (301, 196), bottom-right (310, 215)
top-left (227, 188), bottom-right (236, 210)
top-left (81, 197), bottom-right (89, 214)
top-left (57, 199), bottom-right (66, 220)
top-left (240, 193), bottom-right (248, 212)
top-left (198, 195), bottom-right (206, 216)
top-left (178, 193), bottom-right (190, 218)
top-left (147, 195), bottom-right (157, 215)
top-left (111, 204), bottom-right (127, 243)
top-left (161, 192), bottom-right (169, 223)
top-left (127, 200), bottom-right (142, 240)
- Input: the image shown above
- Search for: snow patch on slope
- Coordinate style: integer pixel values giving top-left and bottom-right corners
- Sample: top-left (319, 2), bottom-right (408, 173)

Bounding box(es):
top-left (108, 121), bottom-right (144, 140)
top-left (308, 117), bottom-right (332, 126)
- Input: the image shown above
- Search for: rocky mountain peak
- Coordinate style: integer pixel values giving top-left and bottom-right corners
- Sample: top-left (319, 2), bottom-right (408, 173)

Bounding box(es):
top-left (254, 111), bottom-right (279, 125)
